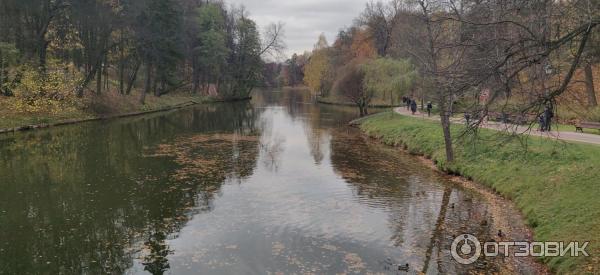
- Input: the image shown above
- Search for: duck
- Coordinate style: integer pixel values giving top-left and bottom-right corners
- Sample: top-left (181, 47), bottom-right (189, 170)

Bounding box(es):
top-left (398, 263), bottom-right (409, 272)
top-left (475, 261), bottom-right (488, 270)
top-left (497, 229), bottom-right (504, 238)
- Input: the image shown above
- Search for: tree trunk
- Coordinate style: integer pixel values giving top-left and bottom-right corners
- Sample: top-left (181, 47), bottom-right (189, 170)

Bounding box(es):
top-left (119, 31), bottom-right (125, 95)
top-left (0, 56), bottom-right (4, 95)
top-left (76, 62), bottom-right (100, 97)
top-left (126, 61), bottom-right (141, 95)
top-left (96, 61), bottom-right (102, 95)
top-left (104, 57), bottom-right (109, 90)
top-left (584, 64), bottom-right (597, 107)
top-left (141, 63), bottom-right (151, 105)
top-left (439, 99), bottom-right (455, 162)
top-left (152, 78), bottom-right (158, 97)
top-left (192, 61), bottom-right (199, 94)
top-left (38, 40), bottom-right (49, 74)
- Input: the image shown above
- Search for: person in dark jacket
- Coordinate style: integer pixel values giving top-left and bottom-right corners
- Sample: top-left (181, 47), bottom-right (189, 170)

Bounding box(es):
top-left (410, 100), bottom-right (418, 115)
top-left (544, 105), bottom-right (554, 132)
top-left (539, 115), bottom-right (546, 132)
top-left (426, 102), bottom-right (433, 117)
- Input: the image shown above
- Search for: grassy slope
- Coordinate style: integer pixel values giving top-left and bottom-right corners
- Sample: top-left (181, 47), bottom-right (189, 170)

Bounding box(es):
top-left (0, 92), bottom-right (210, 130)
top-left (360, 112), bottom-right (599, 274)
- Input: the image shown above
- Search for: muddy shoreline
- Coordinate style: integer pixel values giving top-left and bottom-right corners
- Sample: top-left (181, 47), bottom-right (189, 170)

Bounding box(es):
top-left (360, 132), bottom-right (552, 274)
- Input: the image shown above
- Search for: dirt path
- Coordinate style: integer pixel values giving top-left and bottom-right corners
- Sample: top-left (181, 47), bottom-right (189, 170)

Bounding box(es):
top-left (395, 107), bottom-right (600, 146)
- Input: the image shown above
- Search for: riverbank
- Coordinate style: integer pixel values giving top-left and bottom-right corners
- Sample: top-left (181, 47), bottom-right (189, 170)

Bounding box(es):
top-left (317, 96), bottom-right (400, 108)
top-left (357, 112), bottom-right (599, 274)
top-left (0, 91), bottom-right (213, 134)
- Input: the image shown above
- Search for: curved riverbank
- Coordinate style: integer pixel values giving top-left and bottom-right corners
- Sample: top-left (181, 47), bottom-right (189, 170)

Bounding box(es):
top-left (213, 96), bottom-right (252, 103)
top-left (317, 97), bottom-right (400, 108)
top-left (357, 112), bottom-right (599, 274)
top-left (0, 95), bottom-right (213, 135)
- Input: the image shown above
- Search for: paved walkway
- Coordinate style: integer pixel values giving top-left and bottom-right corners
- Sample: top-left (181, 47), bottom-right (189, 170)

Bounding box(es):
top-left (394, 107), bottom-right (600, 146)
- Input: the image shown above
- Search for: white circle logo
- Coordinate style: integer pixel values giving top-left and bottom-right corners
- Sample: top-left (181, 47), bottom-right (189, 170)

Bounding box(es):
top-left (451, 234), bottom-right (482, 265)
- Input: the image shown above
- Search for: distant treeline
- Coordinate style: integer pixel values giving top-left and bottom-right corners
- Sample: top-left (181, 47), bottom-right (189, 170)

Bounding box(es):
top-left (0, 0), bottom-right (284, 105)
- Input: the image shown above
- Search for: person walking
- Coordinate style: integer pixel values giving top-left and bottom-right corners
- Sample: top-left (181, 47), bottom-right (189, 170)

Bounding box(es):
top-left (410, 100), bottom-right (418, 115)
top-left (464, 112), bottom-right (471, 125)
top-left (426, 102), bottom-right (433, 117)
top-left (544, 105), bottom-right (554, 132)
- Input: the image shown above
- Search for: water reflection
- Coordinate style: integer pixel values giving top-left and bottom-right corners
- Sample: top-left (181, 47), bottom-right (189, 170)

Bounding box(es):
top-left (0, 89), bottom-right (532, 274)
top-left (0, 103), bottom-right (261, 274)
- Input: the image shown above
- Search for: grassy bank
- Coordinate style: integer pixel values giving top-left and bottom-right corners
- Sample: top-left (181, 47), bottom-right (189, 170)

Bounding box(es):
top-left (359, 112), bottom-right (599, 274)
top-left (317, 96), bottom-right (400, 108)
top-left (0, 91), bottom-right (211, 131)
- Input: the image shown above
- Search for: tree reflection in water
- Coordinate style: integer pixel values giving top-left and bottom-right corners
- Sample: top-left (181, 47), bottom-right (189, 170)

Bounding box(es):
top-left (142, 232), bottom-right (172, 275)
top-left (0, 102), bottom-right (262, 274)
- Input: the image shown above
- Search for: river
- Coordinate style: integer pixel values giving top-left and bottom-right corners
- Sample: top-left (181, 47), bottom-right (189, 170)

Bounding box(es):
top-left (0, 89), bottom-right (541, 274)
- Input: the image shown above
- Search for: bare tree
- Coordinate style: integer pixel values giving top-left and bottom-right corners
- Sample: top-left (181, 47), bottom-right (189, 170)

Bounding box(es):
top-left (334, 61), bottom-right (372, 117)
top-left (260, 22), bottom-right (286, 59)
top-left (390, 0), bottom-right (600, 162)
top-left (360, 0), bottom-right (405, 56)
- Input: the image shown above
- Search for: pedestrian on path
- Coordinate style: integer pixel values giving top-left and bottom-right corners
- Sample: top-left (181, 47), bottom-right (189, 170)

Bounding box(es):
top-left (406, 98), bottom-right (411, 111)
top-left (410, 100), bottom-right (418, 115)
top-left (539, 115), bottom-right (545, 132)
top-left (426, 102), bottom-right (432, 117)
top-left (464, 112), bottom-right (471, 125)
top-left (544, 105), bottom-right (554, 132)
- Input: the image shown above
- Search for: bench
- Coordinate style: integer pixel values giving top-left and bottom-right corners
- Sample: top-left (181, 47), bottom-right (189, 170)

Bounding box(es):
top-left (575, 121), bottom-right (600, 133)
top-left (487, 112), bottom-right (536, 125)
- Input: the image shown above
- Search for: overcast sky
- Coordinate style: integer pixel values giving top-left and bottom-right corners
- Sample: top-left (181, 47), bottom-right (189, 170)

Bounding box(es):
top-left (228, 0), bottom-right (367, 59)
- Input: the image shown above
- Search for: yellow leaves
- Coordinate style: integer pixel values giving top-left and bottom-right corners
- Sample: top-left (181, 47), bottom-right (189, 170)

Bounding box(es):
top-left (7, 63), bottom-right (84, 115)
top-left (304, 49), bottom-right (332, 95)
top-left (350, 30), bottom-right (377, 59)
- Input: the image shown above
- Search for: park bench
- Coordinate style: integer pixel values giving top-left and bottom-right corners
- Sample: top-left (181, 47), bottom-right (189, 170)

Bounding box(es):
top-left (575, 121), bottom-right (600, 133)
top-left (487, 112), bottom-right (536, 125)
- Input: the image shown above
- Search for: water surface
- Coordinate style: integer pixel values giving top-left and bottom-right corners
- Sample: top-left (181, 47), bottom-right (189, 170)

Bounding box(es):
top-left (1, 90), bottom-right (528, 274)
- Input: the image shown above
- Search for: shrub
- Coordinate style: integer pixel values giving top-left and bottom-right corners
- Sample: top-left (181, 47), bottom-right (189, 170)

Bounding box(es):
top-left (7, 62), bottom-right (84, 115)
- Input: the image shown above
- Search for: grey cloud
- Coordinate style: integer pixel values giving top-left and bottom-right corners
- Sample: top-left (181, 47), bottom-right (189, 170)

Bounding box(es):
top-left (228, 0), bottom-right (367, 58)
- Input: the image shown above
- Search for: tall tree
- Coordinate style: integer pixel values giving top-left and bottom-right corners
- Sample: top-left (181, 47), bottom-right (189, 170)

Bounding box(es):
top-left (136, 0), bottom-right (183, 103)
top-left (195, 3), bottom-right (228, 94)
top-left (71, 0), bottom-right (116, 96)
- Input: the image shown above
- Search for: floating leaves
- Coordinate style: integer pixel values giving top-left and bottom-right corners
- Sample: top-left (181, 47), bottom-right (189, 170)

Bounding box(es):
top-left (145, 133), bottom-right (259, 182)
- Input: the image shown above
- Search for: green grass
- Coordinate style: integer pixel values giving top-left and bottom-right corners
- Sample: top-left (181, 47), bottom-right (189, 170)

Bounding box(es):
top-left (360, 112), bottom-right (599, 274)
top-left (555, 123), bottom-right (600, 135)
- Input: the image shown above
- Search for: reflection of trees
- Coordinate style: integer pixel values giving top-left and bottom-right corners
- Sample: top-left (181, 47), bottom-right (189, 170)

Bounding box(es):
top-left (260, 134), bottom-right (285, 172)
top-left (421, 187), bottom-right (452, 274)
top-left (142, 232), bottom-right (172, 275)
top-left (331, 130), bottom-right (452, 266)
top-left (0, 102), bottom-right (261, 274)
top-left (329, 130), bottom-right (416, 246)
top-left (328, 130), bottom-right (497, 272)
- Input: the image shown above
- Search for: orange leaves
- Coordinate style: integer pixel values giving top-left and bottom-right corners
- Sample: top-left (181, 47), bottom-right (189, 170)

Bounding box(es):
top-left (350, 30), bottom-right (377, 60)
